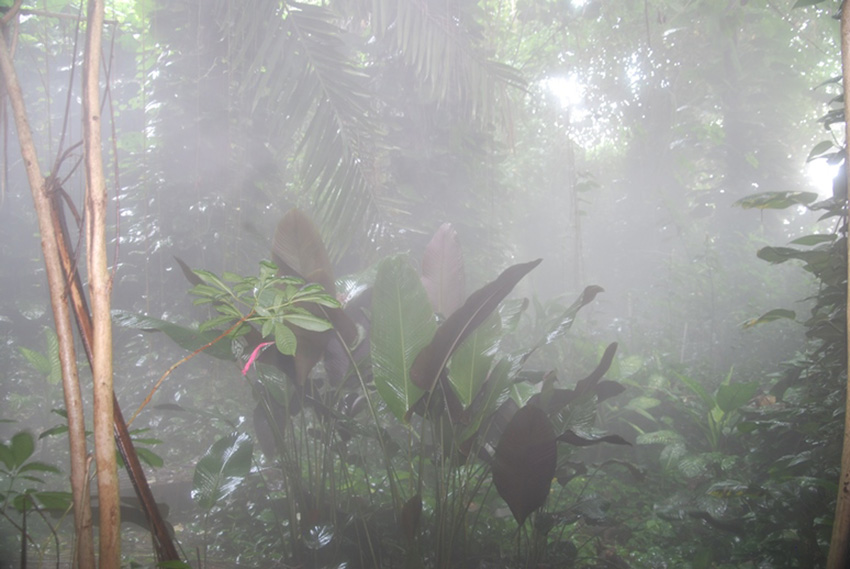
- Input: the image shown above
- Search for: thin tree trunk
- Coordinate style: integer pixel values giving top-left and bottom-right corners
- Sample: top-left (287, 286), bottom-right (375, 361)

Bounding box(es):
top-left (82, 0), bottom-right (121, 566)
top-left (0, 13), bottom-right (96, 569)
top-left (827, 2), bottom-right (850, 567)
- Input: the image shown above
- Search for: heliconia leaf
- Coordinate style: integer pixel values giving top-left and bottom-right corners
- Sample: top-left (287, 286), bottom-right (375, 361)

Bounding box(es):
top-left (491, 404), bottom-right (556, 526)
top-left (447, 313), bottom-right (501, 409)
top-left (272, 208), bottom-right (335, 294)
top-left (192, 432), bottom-right (253, 512)
top-left (401, 494), bottom-right (422, 541)
top-left (421, 223), bottom-right (466, 317)
top-left (741, 308), bottom-right (796, 329)
top-left (557, 430), bottom-right (631, 447)
top-left (572, 343), bottom-right (619, 399)
top-left (371, 256), bottom-right (436, 422)
top-left (411, 259), bottom-right (542, 392)
top-left (457, 358), bottom-right (512, 443)
top-left (542, 285), bottom-right (604, 347)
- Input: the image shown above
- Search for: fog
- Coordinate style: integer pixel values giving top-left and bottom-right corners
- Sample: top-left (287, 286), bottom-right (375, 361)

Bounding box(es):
top-left (0, 1), bottom-right (844, 567)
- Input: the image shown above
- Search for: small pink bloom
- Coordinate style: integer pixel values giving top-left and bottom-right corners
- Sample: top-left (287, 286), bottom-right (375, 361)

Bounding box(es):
top-left (242, 341), bottom-right (274, 376)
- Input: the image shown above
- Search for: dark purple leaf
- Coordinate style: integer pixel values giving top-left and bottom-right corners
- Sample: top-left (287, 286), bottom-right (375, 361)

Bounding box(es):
top-left (411, 259), bottom-right (542, 391)
top-left (492, 404), bottom-right (556, 525)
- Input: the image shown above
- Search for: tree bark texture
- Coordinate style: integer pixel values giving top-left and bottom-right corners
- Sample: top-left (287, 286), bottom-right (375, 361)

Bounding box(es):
top-left (0, 16), bottom-right (96, 569)
top-left (82, 0), bottom-right (121, 566)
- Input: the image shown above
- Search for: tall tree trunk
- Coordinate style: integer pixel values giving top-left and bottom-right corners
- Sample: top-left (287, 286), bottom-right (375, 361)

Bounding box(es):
top-left (83, 0), bottom-right (121, 566)
top-left (827, 2), bottom-right (850, 567)
top-left (0, 8), bottom-right (96, 569)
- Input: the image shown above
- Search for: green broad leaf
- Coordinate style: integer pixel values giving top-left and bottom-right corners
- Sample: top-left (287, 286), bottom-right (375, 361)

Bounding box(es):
top-left (458, 358), bottom-right (512, 443)
top-left (112, 310), bottom-right (234, 360)
top-left (371, 255), bottom-right (436, 422)
top-left (18, 461), bottom-right (61, 475)
top-left (274, 322), bottom-right (297, 356)
top-left (716, 381), bottom-right (759, 414)
top-left (790, 234), bottom-right (836, 246)
top-left (792, 0), bottom-right (828, 7)
top-left (19, 347), bottom-right (51, 376)
top-left (192, 432), bottom-right (253, 511)
top-left (674, 373), bottom-right (714, 409)
top-left (734, 191), bottom-right (818, 210)
top-left (806, 140), bottom-right (835, 161)
top-left (282, 312), bottom-right (333, 332)
top-left (10, 432), bottom-right (35, 468)
top-left (447, 313), bottom-right (501, 409)
top-left (135, 447), bottom-right (164, 468)
top-left (33, 490), bottom-right (72, 511)
top-left (741, 308), bottom-right (796, 329)
top-left (756, 246), bottom-right (803, 264)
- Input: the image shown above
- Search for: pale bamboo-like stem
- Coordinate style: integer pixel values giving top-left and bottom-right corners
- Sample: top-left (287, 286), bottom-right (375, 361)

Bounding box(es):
top-left (0, 19), bottom-right (96, 569)
top-left (827, 2), bottom-right (850, 567)
top-left (82, 0), bottom-right (121, 566)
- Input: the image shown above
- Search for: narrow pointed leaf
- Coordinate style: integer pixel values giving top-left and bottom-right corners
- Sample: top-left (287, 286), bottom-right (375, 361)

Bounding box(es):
top-left (411, 259), bottom-right (541, 392)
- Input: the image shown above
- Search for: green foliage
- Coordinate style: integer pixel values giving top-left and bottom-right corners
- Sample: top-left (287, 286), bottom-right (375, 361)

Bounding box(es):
top-left (192, 432), bottom-right (253, 512)
top-left (371, 255), bottom-right (435, 423)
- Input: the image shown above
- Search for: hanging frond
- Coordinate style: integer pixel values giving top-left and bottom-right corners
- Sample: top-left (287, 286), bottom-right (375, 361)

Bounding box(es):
top-left (370, 0), bottom-right (525, 123)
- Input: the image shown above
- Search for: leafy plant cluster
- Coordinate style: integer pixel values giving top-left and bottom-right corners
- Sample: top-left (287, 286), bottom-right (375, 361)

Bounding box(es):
top-left (124, 209), bottom-right (631, 568)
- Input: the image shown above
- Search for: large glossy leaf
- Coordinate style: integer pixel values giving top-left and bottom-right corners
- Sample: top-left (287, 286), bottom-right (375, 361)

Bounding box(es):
top-left (192, 432), bottom-right (253, 511)
top-left (272, 208), bottom-right (335, 294)
top-left (421, 223), bottom-right (466, 317)
top-left (447, 313), bottom-right (501, 409)
top-left (113, 311), bottom-right (235, 360)
top-left (410, 259), bottom-right (541, 392)
top-left (371, 256), bottom-right (437, 422)
top-left (491, 404), bottom-right (556, 525)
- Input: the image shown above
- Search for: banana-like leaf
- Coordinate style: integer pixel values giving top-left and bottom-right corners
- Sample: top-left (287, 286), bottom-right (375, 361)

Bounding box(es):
top-left (447, 313), bottom-right (501, 409)
top-left (371, 255), bottom-right (437, 422)
top-left (421, 223), bottom-right (466, 317)
top-left (716, 381), bottom-right (759, 414)
top-left (411, 259), bottom-right (541, 392)
top-left (192, 432), bottom-right (253, 512)
top-left (492, 404), bottom-right (556, 525)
